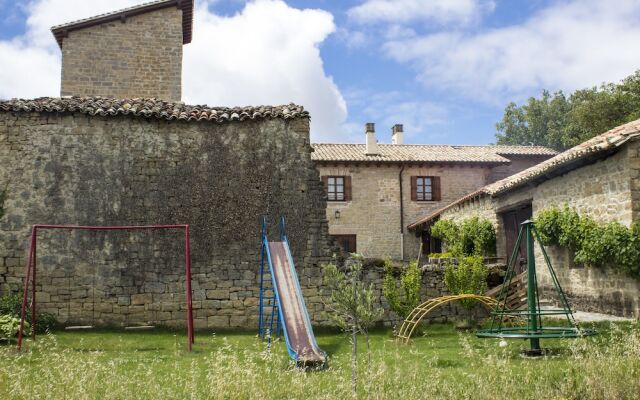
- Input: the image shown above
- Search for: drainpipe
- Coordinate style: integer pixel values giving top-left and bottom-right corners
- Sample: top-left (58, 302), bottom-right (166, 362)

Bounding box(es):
top-left (399, 165), bottom-right (405, 260)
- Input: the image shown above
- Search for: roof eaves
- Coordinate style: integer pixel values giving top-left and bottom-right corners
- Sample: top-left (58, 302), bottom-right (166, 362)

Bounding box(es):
top-left (407, 189), bottom-right (489, 230)
top-left (50, 0), bottom-right (194, 48)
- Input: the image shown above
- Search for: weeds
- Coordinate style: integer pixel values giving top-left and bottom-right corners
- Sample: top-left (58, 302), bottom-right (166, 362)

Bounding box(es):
top-left (0, 322), bottom-right (638, 399)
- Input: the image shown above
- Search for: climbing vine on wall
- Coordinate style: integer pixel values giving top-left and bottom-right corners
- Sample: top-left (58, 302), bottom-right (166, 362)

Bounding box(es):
top-left (431, 216), bottom-right (496, 257)
top-left (535, 205), bottom-right (640, 278)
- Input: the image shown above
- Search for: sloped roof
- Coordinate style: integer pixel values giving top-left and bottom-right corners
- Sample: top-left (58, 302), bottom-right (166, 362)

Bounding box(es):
top-left (51, 0), bottom-right (194, 48)
top-left (0, 97), bottom-right (308, 123)
top-left (408, 118), bottom-right (640, 230)
top-left (311, 143), bottom-right (555, 164)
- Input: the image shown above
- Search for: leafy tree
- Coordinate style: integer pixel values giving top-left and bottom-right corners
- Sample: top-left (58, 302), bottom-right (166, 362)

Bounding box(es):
top-left (382, 259), bottom-right (421, 319)
top-left (321, 255), bottom-right (383, 394)
top-left (496, 70), bottom-right (640, 151)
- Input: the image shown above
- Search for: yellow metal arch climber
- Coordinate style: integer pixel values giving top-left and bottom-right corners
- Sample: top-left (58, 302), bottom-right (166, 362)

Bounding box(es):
top-left (397, 294), bottom-right (498, 343)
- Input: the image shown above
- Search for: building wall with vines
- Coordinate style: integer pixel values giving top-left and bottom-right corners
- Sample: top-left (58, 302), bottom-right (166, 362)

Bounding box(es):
top-left (438, 139), bottom-right (640, 317)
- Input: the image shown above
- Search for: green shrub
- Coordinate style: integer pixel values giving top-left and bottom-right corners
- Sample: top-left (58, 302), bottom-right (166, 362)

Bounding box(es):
top-left (0, 294), bottom-right (57, 333)
top-left (444, 256), bottom-right (488, 309)
top-left (534, 205), bottom-right (640, 277)
top-left (428, 252), bottom-right (453, 259)
top-left (382, 259), bottom-right (421, 319)
top-left (0, 314), bottom-right (29, 338)
top-left (431, 217), bottom-right (496, 257)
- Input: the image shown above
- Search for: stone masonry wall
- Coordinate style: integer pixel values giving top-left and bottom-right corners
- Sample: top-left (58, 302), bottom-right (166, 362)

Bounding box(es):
top-left (317, 163), bottom-right (492, 260)
top-left (60, 7), bottom-right (183, 101)
top-left (439, 142), bottom-right (640, 317)
top-left (531, 143), bottom-right (639, 317)
top-left (487, 155), bottom-right (551, 183)
top-left (0, 111), bottom-right (334, 329)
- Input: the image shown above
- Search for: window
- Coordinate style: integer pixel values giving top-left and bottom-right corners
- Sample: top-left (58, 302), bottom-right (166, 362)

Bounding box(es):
top-left (322, 176), bottom-right (352, 201)
top-left (331, 234), bottom-right (357, 253)
top-left (416, 177), bottom-right (433, 201)
top-left (411, 176), bottom-right (441, 201)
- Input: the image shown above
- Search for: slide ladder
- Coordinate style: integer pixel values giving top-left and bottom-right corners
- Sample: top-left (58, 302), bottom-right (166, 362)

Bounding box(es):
top-left (258, 217), bottom-right (326, 367)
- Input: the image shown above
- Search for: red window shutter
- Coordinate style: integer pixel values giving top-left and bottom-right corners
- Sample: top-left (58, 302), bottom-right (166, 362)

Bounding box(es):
top-left (344, 176), bottom-right (352, 201)
top-left (432, 176), bottom-right (441, 201)
top-left (321, 176), bottom-right (328, 195)
top-left (410, 176), bottom-right (418, 201)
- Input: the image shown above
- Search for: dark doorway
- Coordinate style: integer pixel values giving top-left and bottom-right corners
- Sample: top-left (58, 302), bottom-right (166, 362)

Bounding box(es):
top-left (330, 234), bottom-right (357, 253)
top-left (501, 204), bottom-right (532, 273)
top-left (421, 229), bottom-right (442, 255)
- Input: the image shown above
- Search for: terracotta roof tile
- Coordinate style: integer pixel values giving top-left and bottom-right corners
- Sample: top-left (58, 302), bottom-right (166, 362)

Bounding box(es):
top-left (407, 118), bottom-right (640, 229)
top-left (311, 143), bottom-right (555, 164)
top-left (0, 97), bottom-right (308, 123)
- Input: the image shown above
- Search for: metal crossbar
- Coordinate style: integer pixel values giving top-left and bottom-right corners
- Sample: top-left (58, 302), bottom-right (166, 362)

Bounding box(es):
top-left (17, 224), bottom-right (195, 352)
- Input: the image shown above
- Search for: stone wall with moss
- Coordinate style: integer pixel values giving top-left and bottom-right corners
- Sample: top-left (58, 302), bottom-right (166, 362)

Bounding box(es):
top-left (438, 140), bottom-right (640, 317)
top-left (0, 111), bottom-right (334, 328)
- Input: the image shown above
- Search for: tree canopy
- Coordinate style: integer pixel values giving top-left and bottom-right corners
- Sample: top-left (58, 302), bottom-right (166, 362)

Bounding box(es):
top-left (495, 70), bottom-right (640, 151)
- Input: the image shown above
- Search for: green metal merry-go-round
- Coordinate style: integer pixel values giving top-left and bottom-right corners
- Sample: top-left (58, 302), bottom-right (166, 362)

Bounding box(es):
top-left (475, 220), bottom-right (597, 355)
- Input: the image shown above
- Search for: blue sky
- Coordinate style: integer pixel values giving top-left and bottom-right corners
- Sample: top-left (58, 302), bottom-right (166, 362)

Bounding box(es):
top-left (1, 0), bottom-right (640, 144)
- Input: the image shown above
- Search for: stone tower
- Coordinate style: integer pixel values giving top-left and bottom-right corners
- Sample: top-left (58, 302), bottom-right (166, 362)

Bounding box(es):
top-left (51, 0), bottom-right (193, 101)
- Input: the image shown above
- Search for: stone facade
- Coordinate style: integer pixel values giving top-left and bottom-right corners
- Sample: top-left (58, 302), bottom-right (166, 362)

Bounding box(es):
top-left (317, 163), bottom-right (492, 260)
top-left (0, 110), bottom-right (335, 328)
top-left (60, 7), bottom-right (183, 101)
top-left (432, 139), bottom-right (640, 317)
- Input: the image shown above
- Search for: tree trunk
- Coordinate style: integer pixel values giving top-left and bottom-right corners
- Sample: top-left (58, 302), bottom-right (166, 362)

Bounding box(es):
top-left (351, 269), bottom-right (358, 397)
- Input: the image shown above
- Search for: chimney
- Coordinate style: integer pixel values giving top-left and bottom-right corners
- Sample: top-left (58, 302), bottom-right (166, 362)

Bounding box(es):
top-left (365, 122), bottom-right (378, 155)
top-left (391, 124), bottom-right (404, 145)
top-left (53, 0), bottom-right (193, 101)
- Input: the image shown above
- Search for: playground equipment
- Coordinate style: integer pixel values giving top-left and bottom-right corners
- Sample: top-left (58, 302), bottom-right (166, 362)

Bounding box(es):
top-left (17, 224), bottom-right (195, 352)
top-left (258, 216), bottom-right (327, 367)
top-left (476, 220), bottom-right (596, 355)
top-left (397, 294), bottom-right (498, 343)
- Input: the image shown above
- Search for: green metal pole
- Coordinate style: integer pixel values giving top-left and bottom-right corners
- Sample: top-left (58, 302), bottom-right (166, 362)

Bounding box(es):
top-left (525, 221), bottom-right (541, 351)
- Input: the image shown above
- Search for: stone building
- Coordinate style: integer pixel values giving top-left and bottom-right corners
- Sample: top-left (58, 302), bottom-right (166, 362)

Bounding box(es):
top-left (0, 1), bottom-right (336, 329)
top-left (408, 119), bottom-right (640, 317)
top-left (312, 123), bottom-right (556, 260)
top-left (52, 0), bottom-right (193, 101)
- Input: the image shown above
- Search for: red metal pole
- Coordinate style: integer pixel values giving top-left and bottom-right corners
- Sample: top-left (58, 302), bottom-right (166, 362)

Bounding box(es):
top-left (184, 225), bottom-right (194, 350)
top-left (18, 226), bottom-right (36, 351)
top-left (31, 226), bottom-right (37, 340)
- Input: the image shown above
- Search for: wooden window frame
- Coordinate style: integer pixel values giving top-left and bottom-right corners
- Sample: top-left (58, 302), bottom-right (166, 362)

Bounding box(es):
top-left (331, 234), bottom-right (357, 253)
top-left (411, 176), bottom-right (441, 202)
top-left (322, 175), bottom-right (352, 202)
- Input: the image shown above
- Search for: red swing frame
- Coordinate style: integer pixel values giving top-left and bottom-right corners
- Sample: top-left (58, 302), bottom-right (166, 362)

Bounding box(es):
top-left (17, 224), bottom-right (195, 352)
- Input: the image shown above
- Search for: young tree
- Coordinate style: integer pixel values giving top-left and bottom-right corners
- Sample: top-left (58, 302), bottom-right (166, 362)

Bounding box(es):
top-left (322, 255), bottom-right (383, 395)
top-left (382, 259), bottom-right (421, 320)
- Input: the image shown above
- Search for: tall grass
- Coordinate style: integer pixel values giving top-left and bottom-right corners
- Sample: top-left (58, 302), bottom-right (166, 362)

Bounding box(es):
top-left (0, 323), bottom-right (638, 399)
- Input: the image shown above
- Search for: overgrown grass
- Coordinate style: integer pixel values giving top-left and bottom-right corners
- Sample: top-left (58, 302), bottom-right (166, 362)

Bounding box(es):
top-left (1, 322), bottom-right (639, 399)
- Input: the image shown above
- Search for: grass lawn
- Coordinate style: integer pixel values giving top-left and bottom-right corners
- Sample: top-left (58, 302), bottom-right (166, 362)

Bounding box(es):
top-left (1, 322), bottom-right (639, 399)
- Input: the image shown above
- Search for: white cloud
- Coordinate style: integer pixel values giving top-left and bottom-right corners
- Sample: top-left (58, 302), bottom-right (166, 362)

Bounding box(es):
top-left (383, 0), bottom-right (640, 102)
top-left (0, 0), bottom-right (142, 99)
top-left (0, 0), bottom-right (347, 140)
top-left (184, 0), bottom-right (346, 138)
top-left (348, 0), bottom-right (495, 25)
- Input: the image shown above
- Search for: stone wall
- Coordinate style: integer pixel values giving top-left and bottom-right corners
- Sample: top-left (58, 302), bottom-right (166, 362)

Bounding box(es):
top-left (438, 140), bottom-right (640, 317)
top-left (60, 7), bottom-right (183, 101)
top-left (0, 111), bottom-right (334, 329)
top-left (317, 163), bottom-right (492, 260)
top-left (487, 155), bottom-right (550, 183)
